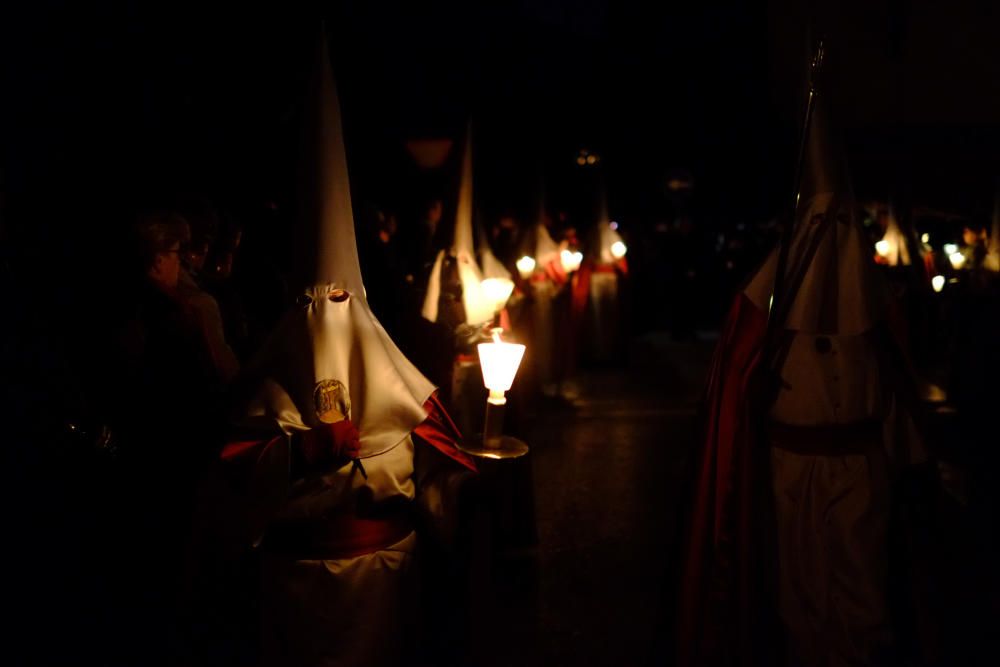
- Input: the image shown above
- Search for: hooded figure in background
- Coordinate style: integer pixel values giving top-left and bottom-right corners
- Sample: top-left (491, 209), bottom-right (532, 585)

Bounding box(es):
top-left (874, 207), bottom-right (914, 267)
top-left (576, 192), bottom-right (628, 365)
top-left (677, 82), bottom-right (928, 667)
top-left (222, 34), bottom-right (475, 667)
top-left (417, 128), bottom-right (495, 406)
top-left (984, 189), bottom-right (1000, 273)
top-left (421, 127), bottom-right (496, 329)
top-left (515, 201), bottom-right (569, 399)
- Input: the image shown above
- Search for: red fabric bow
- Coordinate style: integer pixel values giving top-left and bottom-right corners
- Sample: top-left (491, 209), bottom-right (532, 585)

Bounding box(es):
top-left (298, 419), bottom-right (360, 467)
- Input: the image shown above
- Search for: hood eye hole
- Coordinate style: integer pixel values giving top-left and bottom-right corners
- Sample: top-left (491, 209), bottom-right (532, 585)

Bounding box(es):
top-left (295, 294), bottom-right (314, 309)
top-left (328, 289), bottom-right (350, 302)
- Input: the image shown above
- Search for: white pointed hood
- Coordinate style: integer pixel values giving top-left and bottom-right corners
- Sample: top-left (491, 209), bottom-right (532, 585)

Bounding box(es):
top-left (533, 222), bottom-right (561, 268)
top-left (878, 209), bottom-right (913, 266)
top-left (240, 35), bottom-right (434, 458)
top-left (589, 187), bottom-right (624, 264)
top-left (479, 235), bottom-right (511, 280)
top-left (986, 190), bottom-right (1000, 272)
top-left (522, 199), bottom-right (559, 271)
top-left (595, 223), bottom-right (625, 265)
top-left (743, 96), bottom-right (886, 336)
top-left (421, 128), bottom-right (495, 325)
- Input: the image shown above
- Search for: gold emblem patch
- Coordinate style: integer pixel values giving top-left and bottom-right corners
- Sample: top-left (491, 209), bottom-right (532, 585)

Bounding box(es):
top-left (313, 379), bottom-right (350, 424)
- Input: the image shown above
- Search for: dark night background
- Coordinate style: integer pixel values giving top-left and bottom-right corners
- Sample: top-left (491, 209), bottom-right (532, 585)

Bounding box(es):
top-left (3, 1), bottom-right (998, 288)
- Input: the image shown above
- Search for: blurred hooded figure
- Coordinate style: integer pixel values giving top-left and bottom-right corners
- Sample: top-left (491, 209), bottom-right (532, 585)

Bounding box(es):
top-left (421, 126), bottom-right (496, 331)
top-left (577, 191), bottom-right (628, 364)
top-left (677, 81), bottom-right (927, 667)
top-left (222, 33), bottom-right (474, 667)
top-left (517, 203), bottom-right (568, 398)
top-left (418, 127), bottom-right (497, 414)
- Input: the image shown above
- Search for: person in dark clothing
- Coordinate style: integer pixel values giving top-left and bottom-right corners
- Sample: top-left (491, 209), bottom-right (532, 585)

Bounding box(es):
top-left (103, 211), bottom-right (225, 665)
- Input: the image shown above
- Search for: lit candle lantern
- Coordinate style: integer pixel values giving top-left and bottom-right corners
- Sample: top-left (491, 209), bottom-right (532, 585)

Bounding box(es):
top-left (610, 240), bottom-right (628, 259)
top-left (875, 239), bottom-right (891, 257)
top-left (477, 328), bottom-right (525, 448)
top-left (516, 255), bottom-right (536, 279)
top-left (949, 252), bottom-right (966, 270)
top-left (560, 249), bottom-right (583, 273)
top-left (943, 243), bottom-right (959, 256)
top-left (932, 275), bottom-right (946, 293)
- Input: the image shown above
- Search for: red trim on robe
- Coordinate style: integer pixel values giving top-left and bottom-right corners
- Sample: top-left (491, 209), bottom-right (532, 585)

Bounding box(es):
top-left (676, 292), bottom-right (778, 666)
top-left (415, 393), bottom-right (477, 472)
top-left (541, 258), bottom-right (568, 285)
top-left (498, 307), bottom-right (512, 332)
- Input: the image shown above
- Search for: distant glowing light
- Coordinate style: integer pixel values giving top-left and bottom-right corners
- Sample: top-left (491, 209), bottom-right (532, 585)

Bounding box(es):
top-left (560, 249), bottom-right (583, 272)
top-left (576, 156), bottom-right (587, 166)
top-left (921, 233), bottom-right (930, 244)
top-left (586, 154), bottom-right (597, 165)
top-left (943, 243), bottom-right (959, 256)
top-left (516, 255), bottom-right (536, 278)
top-left (875, 240), bottom-right (891, 257)
top-left (610, 241), bottom-right (628, 259)
top-left (609, 221), bottom-right (619, 231)
top-left (932, 275), bottom-right (946, 293)
top-left (949, 252), bottom-right (966, 269)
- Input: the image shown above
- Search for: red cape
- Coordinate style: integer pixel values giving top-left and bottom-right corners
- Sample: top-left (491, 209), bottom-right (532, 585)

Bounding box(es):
top-left (676, 292), bottom-right (780, 666)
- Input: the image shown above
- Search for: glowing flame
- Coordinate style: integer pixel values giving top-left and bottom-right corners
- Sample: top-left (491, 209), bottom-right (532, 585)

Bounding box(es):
top-left (480, 277), bottom-right (515, 311)
top-left (478, 328), bottom-right (526, 394)
top-left (516, 255), bottom-right (536, 278)
top-left (875, 239), bottom-right (891, 257)
top-left (921, 233), bottom-right (930, 244)
top-left (932, 275), bottom-right (945, 292)
top-left (560, 249), bottom-right (583, 272)
top-left (943, 243), bottom-right (959, 256)
top-left (610, 241), bottom-right (628, 259)
top-left (949, 252), bottom-right (966, 269)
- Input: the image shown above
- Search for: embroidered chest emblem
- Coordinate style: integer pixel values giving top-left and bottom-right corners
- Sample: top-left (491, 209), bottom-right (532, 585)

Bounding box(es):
top-left (314, 379), bottom-right (350, 424)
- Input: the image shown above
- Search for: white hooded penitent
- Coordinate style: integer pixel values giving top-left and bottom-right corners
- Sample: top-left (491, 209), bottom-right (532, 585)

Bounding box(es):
top-left (421, 128), bottom-right (497, 325)
top-left (875, 209), bottom-right (912, 267)
top-left (241, 36), bottom-right (435, 458)
top-left (985, 189), bottom-right (1000, 272)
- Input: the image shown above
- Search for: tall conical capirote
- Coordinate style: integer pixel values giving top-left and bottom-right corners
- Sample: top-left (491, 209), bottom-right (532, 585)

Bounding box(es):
top-left (239, 30), bottom-right (435, 458)
top-left (292, 33), bottom-right (363, 293)
top-left (744, 87), bottom-right (886, 336)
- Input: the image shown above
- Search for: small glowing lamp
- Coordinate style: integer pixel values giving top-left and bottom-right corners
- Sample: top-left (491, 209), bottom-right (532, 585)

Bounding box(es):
top-left (560, 249), bottom-right (583, 272)
top-left (943, 243), bottom-right (959, 256)
top-left (609, 221), bottom-right (619, 231)
top-left (949, 252), bottom-right (966, 269)
top-left (610, 241), bottom-right (628, 259)
top-left (875, 239), bottom-right (891, 257)
top-left (921, 233), bottom-right (930, 244)
top-left (586, 154), bottom-right (597, 165)
top-left (477, 328), bottom-right (526, 448)
top-left (516, 255), bottom-right (536, 278)
top-left (480, 277), bottom-right (515, 312)
top-left (931, 275), bottom-right (946, 293)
